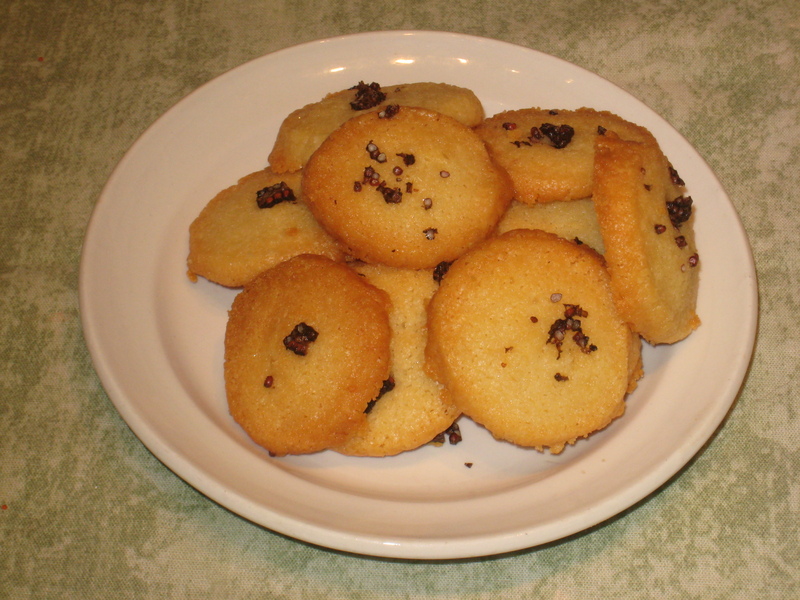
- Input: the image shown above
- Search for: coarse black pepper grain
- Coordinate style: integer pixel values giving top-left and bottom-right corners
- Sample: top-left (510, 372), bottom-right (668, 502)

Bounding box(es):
top-left (396, 152), bottom-right (415, 166)
top-left (433, 261), bottom-right (451, 282)
top-left (256, 181), bottom-right (296, 209)
top-left (350, 81), bottom-right (385, 110)
top-left (379, 104), bottom-right (400, 119)
top-left (539, 123), bottom-right (575, 149)
top-left (667, 195), bottom-right (693, 228)
top-left (283, 322), bottom-right (319, 356)
top-left (669, 165), bottom-right (685, 187)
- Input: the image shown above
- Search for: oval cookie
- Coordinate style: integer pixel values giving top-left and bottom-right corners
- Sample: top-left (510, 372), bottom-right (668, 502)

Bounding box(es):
top-left (268, 81), bottom-right (485, 174)
top-left (592, 132), bottom-right (700, 344)
top-left (224, 254), bottom-right (392, 456)
top-left (335, 264), bottom-right (460, 457)
top-left (476, 108), bottom-right (658, 204)
top-left (187, 168), bottom-right (343, 287)
top-left (426, 229), bottom-right (642, 454)
top-left (302, 106), bottom-right (513, 269)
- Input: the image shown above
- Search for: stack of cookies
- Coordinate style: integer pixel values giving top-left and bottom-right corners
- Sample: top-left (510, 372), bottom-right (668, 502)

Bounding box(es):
top-left (187, 81), bottom-right (700, 457)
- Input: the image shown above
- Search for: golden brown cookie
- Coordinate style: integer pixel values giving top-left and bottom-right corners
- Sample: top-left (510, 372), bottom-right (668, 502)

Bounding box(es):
top-left (224, 254), bottom-right (392, 456)
top-left (426, 229), bottom-right (642, 454)
top-left (592, 132), bottom-right (700, 344)
top-left (187, 168), bottom-right (344, 287)
top-left (334, 264), bottom-right (460, 457)
top-left (475, 108), bottom-right (657, 204)
top-left (496, 198), bottom-right (605, 253)
top-left (302, 106), bottom-right (513, 269)
top-left (269, 81), bottom-right (485, 174)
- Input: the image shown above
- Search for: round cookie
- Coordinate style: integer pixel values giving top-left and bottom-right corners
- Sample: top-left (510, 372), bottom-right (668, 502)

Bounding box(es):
top-left (187, 168), bottom-right (344, 287)
top-left (592, 132), bottom-right (700, 344)
top-left (335, 263), bottom-right (460, 457)
top-left (425, 229), bottom-right (642, 454)
top-left (475, 108), bottom-right (658, 204)
top-left (268, 81), bottom-right (485, 174)
top-left (496, 197), bottom-right (605, 253)
top-left (224, 254), bottom-right (392, 456)
top-left (302, 106), bottom-right (513, 269)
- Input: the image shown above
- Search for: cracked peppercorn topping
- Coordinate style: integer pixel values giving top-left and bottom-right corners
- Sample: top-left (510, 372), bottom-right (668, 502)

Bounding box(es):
top-left (476, 107), bottom-right (661, 203)
top-left (592, 130), bottom-right (700, 344)
top-left (545, 304), bottom-right (597, 359)
top-left (350, 81), bottom-right (386, 110)
top-left (667, 195), bottom-right (693, 228)
top-left (302, 105), bottom-right (512, 268)
top-left (256, 181), bottom-right (296, 209)
top-left (223, 254), bottom-right (392, 457)
top-left (425, 229), bottom-right (642, 455)
top-left (198, 85), bottom-right (702, 459)
top-left (283, 322), bottom-right (319, 356)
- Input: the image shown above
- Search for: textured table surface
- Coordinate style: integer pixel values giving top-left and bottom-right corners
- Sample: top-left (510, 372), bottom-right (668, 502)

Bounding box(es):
top-left (1, 1), bottom-right (796, 598)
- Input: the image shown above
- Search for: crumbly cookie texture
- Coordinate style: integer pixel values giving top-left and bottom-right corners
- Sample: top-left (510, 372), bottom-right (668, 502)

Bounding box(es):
top-left (592, 132), bottom-right (700, 344)
top-left (224, 254), bottom-right (392, 456)
top-left (497, 197), bottom-right (605, 253)
top-left (334, 263), bottom-right (460, 457)
top-left (187, 168), bottom-right (343, 287)
top-left (476, 107), bottom-right (657, 204)
top-left (269, 81), bottom-right (485, 174)
top-left (302, 105), bottom-right (512, 269)
top-left (425, 229), bottom-right (642, 454)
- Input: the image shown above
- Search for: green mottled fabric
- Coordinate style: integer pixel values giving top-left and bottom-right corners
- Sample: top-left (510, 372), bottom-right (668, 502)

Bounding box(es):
top-left (1, 0), bottom-right (796, 598)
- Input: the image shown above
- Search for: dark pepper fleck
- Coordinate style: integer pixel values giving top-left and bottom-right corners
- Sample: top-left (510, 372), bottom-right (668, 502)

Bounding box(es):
top-left (430, 422), bottom-right (462, 445)
top-left (396, 152), bottom-right (415, 166)
top-left (377, 182), bottom-right (403, 204)
top-left (365, 376), bottom-right (395, 413)
top-left (546, 304), bottom-right (596, 358)
top-left (350, 81), bottom-right (386, 110)
top-left (379, 104), bottom-right (400, 119)
top-left (433, 261), bottom-right (451, 282)
top-left (283, 322), bottom-right (318, 356)
top-left (667, 195), bottom-right (693, 228)
top-left (256, 182), bottom-right (296, 209)
top-left (539, 123), bottom-right (575, 149)
top-left (669, 165), bottom-right (685, 187)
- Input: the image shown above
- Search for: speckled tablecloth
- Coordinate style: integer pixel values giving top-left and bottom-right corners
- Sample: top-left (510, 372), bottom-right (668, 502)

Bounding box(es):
top-left (1, 1), bottom-right (796, 598)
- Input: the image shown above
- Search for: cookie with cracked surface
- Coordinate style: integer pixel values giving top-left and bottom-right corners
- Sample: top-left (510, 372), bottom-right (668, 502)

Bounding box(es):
top-left (224, 254), bottom-right (392, 456)
top-left (425, 229), bottom-right (642, 454)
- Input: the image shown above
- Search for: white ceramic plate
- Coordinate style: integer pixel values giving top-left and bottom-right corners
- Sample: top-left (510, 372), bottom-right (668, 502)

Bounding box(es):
top-left (79, 31), bottom-right (758, 560)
